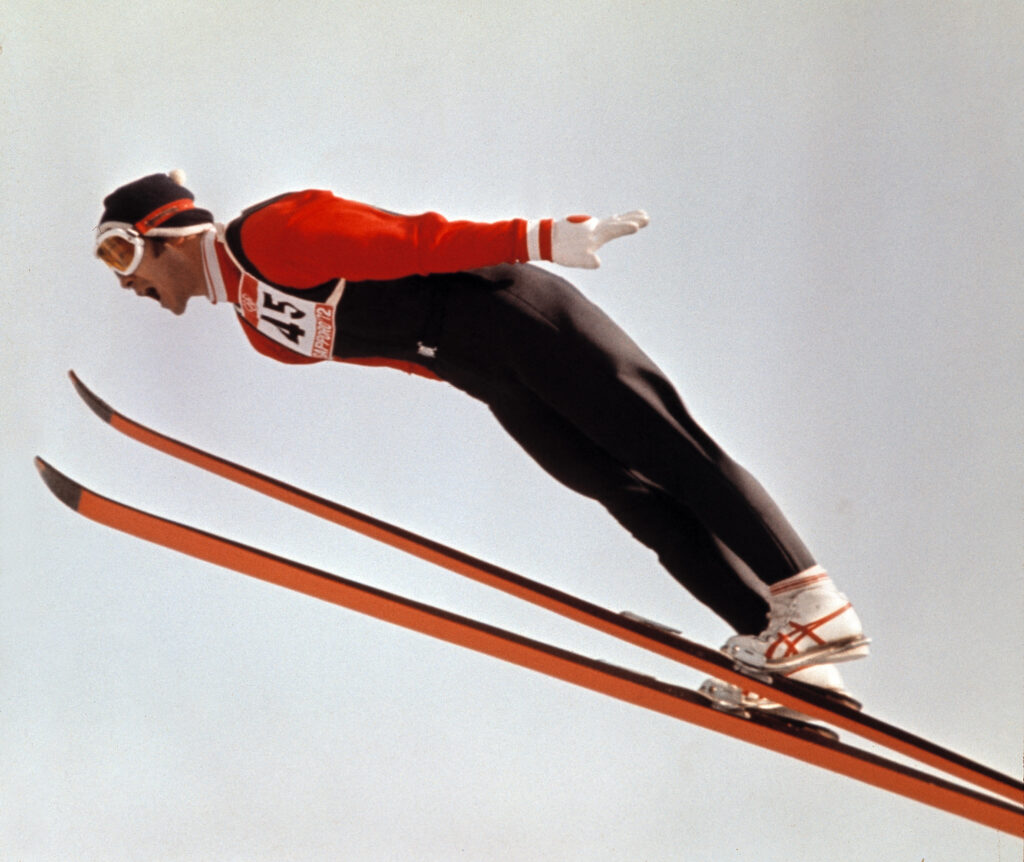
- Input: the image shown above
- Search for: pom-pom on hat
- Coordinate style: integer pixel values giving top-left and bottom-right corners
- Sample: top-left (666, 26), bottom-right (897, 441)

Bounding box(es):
top-left (98, 170), bottom-right (214, 237)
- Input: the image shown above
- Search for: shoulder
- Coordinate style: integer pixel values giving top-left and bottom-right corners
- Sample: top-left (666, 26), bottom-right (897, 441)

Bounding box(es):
top-left (227, 189), bottom-right (379, 287)
top-left (225, 190), bottom-right (342, 277)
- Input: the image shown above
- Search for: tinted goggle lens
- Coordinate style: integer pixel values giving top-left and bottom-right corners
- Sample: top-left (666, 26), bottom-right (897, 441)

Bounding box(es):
top-left (96, 230), bottom-right (144, 275)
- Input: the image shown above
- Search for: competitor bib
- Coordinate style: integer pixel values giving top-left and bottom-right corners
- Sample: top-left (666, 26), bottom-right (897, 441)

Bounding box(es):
top-left (237, 273), bottom-right (344, 360)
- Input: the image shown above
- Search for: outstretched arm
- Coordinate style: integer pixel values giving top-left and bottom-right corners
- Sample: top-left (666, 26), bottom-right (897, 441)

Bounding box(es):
top-left (239, 190), bottom-right (649, 286)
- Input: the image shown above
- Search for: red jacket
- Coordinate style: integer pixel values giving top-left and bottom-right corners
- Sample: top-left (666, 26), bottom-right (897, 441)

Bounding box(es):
top-left (215, 190), bottom-right (533, 375)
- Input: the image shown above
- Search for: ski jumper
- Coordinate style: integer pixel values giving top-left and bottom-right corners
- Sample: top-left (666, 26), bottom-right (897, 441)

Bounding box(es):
top-left (206, 190), bottom-right (818, 634)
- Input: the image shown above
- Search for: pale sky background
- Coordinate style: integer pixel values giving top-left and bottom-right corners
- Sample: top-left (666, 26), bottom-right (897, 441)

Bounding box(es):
top-left (2, 2), bottom-right (1022, 860)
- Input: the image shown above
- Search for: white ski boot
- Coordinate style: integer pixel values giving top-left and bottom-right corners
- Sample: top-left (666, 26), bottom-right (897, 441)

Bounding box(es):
top-left (723, 566), bottom-right (869, 673)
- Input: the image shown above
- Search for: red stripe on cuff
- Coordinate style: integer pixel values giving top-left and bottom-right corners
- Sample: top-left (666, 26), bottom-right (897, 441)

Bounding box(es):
top-left (539, 218), bottom-right (553, 261)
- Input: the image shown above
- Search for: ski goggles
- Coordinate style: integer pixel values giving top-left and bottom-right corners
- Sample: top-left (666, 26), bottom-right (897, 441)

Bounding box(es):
top-left (95, 227), bottom-right (146, 276)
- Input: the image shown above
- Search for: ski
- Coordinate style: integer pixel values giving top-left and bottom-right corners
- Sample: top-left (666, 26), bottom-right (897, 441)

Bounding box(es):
top-left (66, 370), bottom-right (1024, 809)
top-left (34, 456), bottom-right (1024, 836)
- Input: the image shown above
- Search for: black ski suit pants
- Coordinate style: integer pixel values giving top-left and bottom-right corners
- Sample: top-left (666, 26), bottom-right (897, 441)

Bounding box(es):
top-left (333, 263), bottom-right (817, 634)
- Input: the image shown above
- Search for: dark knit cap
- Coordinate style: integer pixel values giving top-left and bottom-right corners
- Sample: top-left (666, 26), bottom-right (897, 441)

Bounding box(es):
top-left (98, 171), bottom-right (214, 235)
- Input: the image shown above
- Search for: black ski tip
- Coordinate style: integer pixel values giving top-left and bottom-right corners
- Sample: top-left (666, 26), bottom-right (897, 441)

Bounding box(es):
top-left (68, 370), bottom-right (114, 424)
top-left (34, 457), bottom-right (84, 511)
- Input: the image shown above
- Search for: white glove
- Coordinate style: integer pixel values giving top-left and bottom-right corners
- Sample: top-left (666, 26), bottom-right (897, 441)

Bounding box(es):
top-left (526, 210), bottom-right (650, 269)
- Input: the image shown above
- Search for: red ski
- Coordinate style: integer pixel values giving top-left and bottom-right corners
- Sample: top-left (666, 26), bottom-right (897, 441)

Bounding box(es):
top-left (65, 371), bottom-right (1024, 809)
top-left (34, 456), bottom-right (1024, 836)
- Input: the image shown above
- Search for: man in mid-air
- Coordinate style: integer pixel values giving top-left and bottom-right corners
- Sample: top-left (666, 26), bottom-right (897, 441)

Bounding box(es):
top-left (94, 170), bottom-right (869, 716)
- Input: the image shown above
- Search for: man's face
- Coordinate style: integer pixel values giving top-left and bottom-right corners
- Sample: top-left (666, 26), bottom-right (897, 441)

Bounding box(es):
top-left (117, 236), bottom-right (205, 316)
